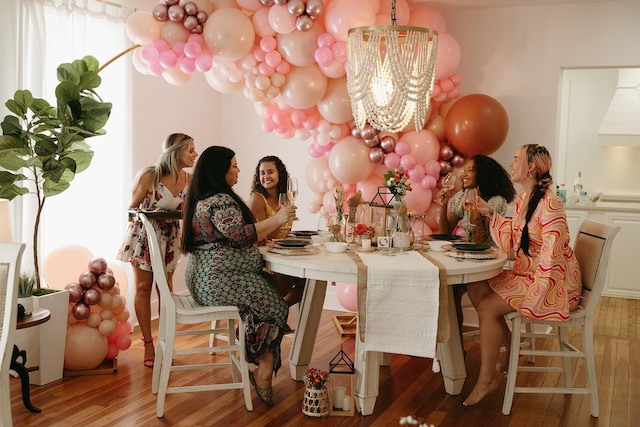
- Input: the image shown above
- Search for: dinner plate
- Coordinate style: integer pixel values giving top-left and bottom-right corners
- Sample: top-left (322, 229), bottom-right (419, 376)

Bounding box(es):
top-left (274, 239), bottom-right (311, 248)
top-left (290, 230), bottom-right (318, 237)
top-left (428, 234), bottom-right (462, 241)
top-left (450, 242), bottom-right (491, 252)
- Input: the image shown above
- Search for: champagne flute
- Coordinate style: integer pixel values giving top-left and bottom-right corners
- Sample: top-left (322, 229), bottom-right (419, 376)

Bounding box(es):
top-left (287, 178), bottom-right (299, 220)
top-left (344, 214), bottom-right (354, 246)
top-left (463, 188), bottom-right (479, 227)
top-left (382, 214), bottom-right (397, 256)
top-left (436, 173), bottom-right (457, 205)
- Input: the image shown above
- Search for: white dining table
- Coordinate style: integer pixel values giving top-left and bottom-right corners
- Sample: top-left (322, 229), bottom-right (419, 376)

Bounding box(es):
top-left (260, 245), bottom-right (507, 416)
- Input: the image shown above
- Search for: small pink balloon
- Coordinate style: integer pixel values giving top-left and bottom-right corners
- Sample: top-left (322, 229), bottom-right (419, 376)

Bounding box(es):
top-left (395, 140), bottom-right (411, 156)
top-left (65, 283), bottom-right (84, 302)
top-left (400, 154), bottom-right (417, 170)
top-left (98, 319), bottom-right (116, 337)
top-left (116, 321), bottom-right (132, 336)
top-left (116, 335), bottom-right (132, 351)
top-left (105, 343), bottom-right (119, 360)
top-left (384, 152), bottom-right (401, 169)
top-left (409, 164), bottom-right (426, 182)
top-left (83, 288), bottom-right (101, 305)
top-left (78, 271), bottom-right (96, 290)
top-left (421, 175), bottom-right (437, 190)
top-left (72, 302), bottom-right (90, 320)
top-left (425, 159), bottom-right (442, 177)
top-left (336, 282), bottom-right (357, 312)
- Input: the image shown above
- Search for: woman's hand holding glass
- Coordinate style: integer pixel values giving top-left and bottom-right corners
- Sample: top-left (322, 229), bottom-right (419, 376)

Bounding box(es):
top-left (277, 193), bottom-right (295, 230)
top-left (287, 178), bottom-right (299, 221)
top-left (463, 188), bottom-right (479, 226)
top-left (435, 173), bottom-right (456, 205)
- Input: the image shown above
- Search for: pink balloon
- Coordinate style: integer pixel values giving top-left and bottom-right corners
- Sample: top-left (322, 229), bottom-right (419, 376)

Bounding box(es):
top-left (203, 8), bottom-right (255, 61)
top-left (126, 11), bottom-right (162, 45)
top-left (424, 159), bottom-right (442, 177)
top-left (43, 245), bottom-right (93, 290)
top-left (407, 5), bottom-right (446, 33)
top-left (357, 173), bottom-right (384, 203)
top-left (116, 334), bottom-right (132, 351)
top-left (383, 152), bottom-right (401, 169)
top-left (400, 154), bottom-right (417, 170)
top-left (328, 136), bottom-right (375, 183)
top-left (421, 174), bottom-right (437, 190)
top-left (281, 65), bottom-right (327, 109)
top-left (64, 324), bottom-right (108, 370)
top-left (317, 76), bottom-right (352, 124)
top-left (237, 0), bottom-right (262, 12)
top-left (401, 130), bottom-right (441, 164)
top-left (404, 186), bottom-right (433, 212)
top-left (336, 282), bottom-right (358, 312)
top-left (305, 156), bottom-right (330, 193)
top-left (105, 343), bottom-right (120, 360)
top-left (409, 164), bottom-right (426, 182)
top-left (435, 32), bottom-right (461, 80)
top-left (314, 46), bottom-right (333, 67)
top-left (268, 4), bottom-right (296, 34)
top-left (116, 321), bottom-right (132, 337)
top-left (324, 0), bottom-right (376, 42)
top-left (394, 139), bottom-right (411, 156)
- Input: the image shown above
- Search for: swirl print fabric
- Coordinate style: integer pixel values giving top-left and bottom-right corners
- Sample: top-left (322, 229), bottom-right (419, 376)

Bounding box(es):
top-left (488, 190), bottom-right (581, 321)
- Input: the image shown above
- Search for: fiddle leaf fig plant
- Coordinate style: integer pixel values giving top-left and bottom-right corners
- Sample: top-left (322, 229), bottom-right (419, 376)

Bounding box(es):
top-left (0, 55), bottom-right (112, 293)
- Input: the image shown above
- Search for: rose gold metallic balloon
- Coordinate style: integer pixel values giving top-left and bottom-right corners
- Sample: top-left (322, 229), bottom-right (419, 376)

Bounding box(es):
top-left (351, 127), bottom-right (361, 138)
top-left (196, 11), bottom-right (208, 24)
top-left (296, 14), bottom-right (313, 32)
top-left (439, 143), bottom-right (454, 160)
top-left (363, 136), bottom-right (380, 147)
top-left (379, 135), bottom-right (396, 153)
top-left (65, 283), bottom-right (84, 302)
top-left (72, 302), bottom-right (91, 320)
top-left (183, 2), bottom-right (198, 16)
top-left (439, 160), bottom-right (452, 175)
top-left (360, 125), bottom-right (376, 141)
top-left (306, 0), bottom-right (324, 17)
top-left (152, 4), bottom-right (169, 22)
top-left (168, 5), bottom-right (185, 23)
top-left (78, 271), bottom-right (97, 290)
top-left (451, 153), bottom-right (466, 167)
top-left (259, 0), bottom-right (275, 6)
top-left (83, 288), bottom-right (101, 305)
top-left (97, 273), bottom-right (116, 291)
top-left (89, 257), bottom-right (108, 276)
top-left (369, 147), bottom-right (384, 163)
top-left (288, 0), bottom-right (305, 16)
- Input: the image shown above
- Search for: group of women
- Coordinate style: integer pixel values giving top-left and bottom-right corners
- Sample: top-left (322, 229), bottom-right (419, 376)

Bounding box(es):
top-left (117, 134), bottom-right (581, 409)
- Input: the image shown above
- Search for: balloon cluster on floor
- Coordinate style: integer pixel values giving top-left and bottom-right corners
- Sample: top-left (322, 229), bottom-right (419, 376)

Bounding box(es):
top-left (42, 246), bottom-right (131, 371)
top-left (125, 0), bottom-right (508, 229)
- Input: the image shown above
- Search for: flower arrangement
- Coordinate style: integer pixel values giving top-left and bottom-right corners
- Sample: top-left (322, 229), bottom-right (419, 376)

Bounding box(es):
top-left (354, 223), bottom-right (376, 238)
top-left (334, 186), bottom-right (346, 221)
top-left (302, 367), bottom-right (328, 390)
top-left (384, 168), bottom-right (412, 201)
top-left (399, 415), bottom-right (433, 427)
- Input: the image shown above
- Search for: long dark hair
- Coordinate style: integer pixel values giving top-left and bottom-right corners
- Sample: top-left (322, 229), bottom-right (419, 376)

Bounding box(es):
top-left (181, 146), bottom-right (256, 253)
top-left (472, 155), bottom-right (516, 203)
top-left (516, 144), bottom-right (554, 256)
top-left (250, 155), bottom-right (289, 198)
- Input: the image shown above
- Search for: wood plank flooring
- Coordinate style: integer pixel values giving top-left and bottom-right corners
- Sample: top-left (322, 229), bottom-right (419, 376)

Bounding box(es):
top-left (9, 296), bottom-right (640, 427)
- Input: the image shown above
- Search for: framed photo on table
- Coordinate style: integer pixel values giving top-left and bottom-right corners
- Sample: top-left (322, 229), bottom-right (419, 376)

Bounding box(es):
top-left (377, 236), bottom-right (390, 248)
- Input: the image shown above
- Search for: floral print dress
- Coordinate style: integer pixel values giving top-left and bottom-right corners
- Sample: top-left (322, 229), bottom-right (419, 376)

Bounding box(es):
top-left (488, 190), bottom-right (582, 321)
top-left (184, 193), bottom-right (288, 372)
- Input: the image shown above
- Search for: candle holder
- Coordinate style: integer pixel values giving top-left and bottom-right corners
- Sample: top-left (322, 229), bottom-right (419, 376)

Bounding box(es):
top-left (328, 345), bottom-right (356, 416)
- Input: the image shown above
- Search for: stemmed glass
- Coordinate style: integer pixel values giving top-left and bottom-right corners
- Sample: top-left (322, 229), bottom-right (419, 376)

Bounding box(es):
top-left (278, 193), bottom-right (291, 231)
top-left (436, 173), bottom-right (457, 205)
top-left (463, 188), bottom-right (479, 227)
top-left (344, 214), bottom-right (354, 246)
top-left (287, 178), bottom-right (299, 220)
top-left (381, 214), bottom-right (397, 256)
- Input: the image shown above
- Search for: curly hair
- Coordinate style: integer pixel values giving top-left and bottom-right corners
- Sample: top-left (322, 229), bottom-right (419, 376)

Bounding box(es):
top-left (472, 155), bottom-right (516, 203)
top-left (250, 155), bottom-right (290, 198)
top-left (515, 144), bottom-right (554, 256)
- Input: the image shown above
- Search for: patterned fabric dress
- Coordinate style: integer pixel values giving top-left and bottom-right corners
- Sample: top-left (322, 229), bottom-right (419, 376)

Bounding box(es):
top-left (449, 190), bottom-right (507, 245)
top-left (488, 190), bottom-right (581, 321)
top-left (253, 192), bottom-right (290, 239)
top-left (116, 183), bottom-right (185, 272)
top-left (184, 193), bottom-right (288, 372)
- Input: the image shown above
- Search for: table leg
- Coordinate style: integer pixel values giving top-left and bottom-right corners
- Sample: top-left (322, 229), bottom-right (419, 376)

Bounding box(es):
top-left (10, 345), bottom-right (41, 413)
top-left (288, 279), bottom-right (327, 380)
top-left (354, 331), bottom-right (383, 416)
top-left (436, 284), bottom-right (467, 395)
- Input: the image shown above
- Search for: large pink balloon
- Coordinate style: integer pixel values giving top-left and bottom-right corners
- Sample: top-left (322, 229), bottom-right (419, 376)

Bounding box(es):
top-left (43, 245), bottom-right (94, 290)
top-left (317, 76), bottom-right (352, 124)
top-left (400, 130), bottom-right (440, 164)
top-left (305, 157), bottom-right (330, 194)
top-left (281, 65), bottom-right (328, 109)
top-left (268, 4), bottom-right (296, 34)
top-left (407, 5), bottom-right (446, 33)
top-left (277, 24), bottom-right (324, 66)
top-left (126, 11), bottom-right (161, 45)
top-left (403, 186), bottom-right (433, 213)
top-left (203, 8), bottom-right (255, 61)
top-left (160, 21), bottom-right (190, 45)
top-left (435, 32), bottom-right (461, 80)
top-left (329, 136), bottom-right (375, 183)
top-left (64, 324), bottom-right (108, 370)
top-left (336, 282), bottom-right (358, 312)
top-left (445, 94), bottom-right (509, 157)
top-left (204, 68), bottom-right (244, 93)
top-left (324, 0), bottom-right (376, 42)
top-left (357, 173), bottom-right (385, 203)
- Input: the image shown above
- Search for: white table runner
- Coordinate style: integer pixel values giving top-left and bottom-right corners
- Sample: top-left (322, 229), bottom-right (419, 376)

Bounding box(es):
top-left (356, 250), bottom-right (440, 359)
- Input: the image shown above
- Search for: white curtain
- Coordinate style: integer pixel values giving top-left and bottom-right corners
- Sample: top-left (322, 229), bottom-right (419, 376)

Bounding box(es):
top-left (16, 0), bottom-right (134, 273)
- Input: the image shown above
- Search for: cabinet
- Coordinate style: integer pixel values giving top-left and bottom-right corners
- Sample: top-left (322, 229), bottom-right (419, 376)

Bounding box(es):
top-left (565, 203), bottom-right (640, 299)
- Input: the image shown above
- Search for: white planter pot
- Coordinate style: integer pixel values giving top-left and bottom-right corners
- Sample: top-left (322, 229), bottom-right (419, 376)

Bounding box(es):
top-left (17, 296), bottom-right (34, 316)
top-left (14, 290), bottom-right (69, 385)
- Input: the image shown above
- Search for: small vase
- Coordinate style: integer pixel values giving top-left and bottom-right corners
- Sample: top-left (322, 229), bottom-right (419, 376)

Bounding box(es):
top-left (302, 386), bottom-right (329, 417)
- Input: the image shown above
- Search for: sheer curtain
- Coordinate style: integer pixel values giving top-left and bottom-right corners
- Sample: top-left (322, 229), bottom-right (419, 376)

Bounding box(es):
top-left (17, 0), bottom-right (134, 271)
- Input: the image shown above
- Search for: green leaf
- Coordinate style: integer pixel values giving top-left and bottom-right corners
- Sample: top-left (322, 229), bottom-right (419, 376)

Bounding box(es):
top-left (1, 116), bottom-right (24, 136)
top-left (61, 149), bottom-right (93, 173)
top-left (78, 71), bottom-right (102, 91)
top-left (43, 176), bottom-right (71, 197)
top-left (0, 171), bottom-right (29, 200)
top-left (33, 134), bottom-right (58, 156)
top-left (57, 62), bottom-right (80, 85)
top-left (82, 56), bottom-right (100, 72)
top-left (42, 157), bottom-right (66, 182)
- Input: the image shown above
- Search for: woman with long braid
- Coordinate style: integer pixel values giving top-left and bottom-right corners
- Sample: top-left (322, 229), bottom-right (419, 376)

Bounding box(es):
top-left (462, 144), bottom-right (581, 406)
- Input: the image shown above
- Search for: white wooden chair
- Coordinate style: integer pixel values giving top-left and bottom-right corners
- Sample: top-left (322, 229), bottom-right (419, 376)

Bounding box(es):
top-left (1, 243), bottom-right (26, 427)
top-left (502, 220), bottom-right (620, 417)
top-left (139, 214), bottom-right (252, 418)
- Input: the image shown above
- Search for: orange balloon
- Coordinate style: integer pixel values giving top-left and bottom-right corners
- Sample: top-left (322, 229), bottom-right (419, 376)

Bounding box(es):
top-left (444, 94), bottom-right (509, 157)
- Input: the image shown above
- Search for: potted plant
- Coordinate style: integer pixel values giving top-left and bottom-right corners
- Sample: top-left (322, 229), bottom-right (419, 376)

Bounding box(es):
top-left (17, 271), bottom-right (36, 316)
top-left (0, 56), bottom-right (112, 385)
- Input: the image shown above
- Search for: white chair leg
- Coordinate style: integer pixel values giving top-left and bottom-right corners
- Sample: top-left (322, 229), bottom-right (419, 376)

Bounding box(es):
top-left (502, 315), bottom-right (522, 416)
top-left (156, 326), bottom-right (176, 418)
top-left (237, 320), bottom-right (253, 411)
top-left (583, 323), bottom-right (599, 417)
top-left (558, 326), bottom-right (573, 388)
top-left (525, 323), bottom-right (535, 363)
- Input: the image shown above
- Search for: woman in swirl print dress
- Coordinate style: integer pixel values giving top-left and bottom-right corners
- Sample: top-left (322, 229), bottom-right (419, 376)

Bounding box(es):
top-left (462, 144), bottom-right (581, 406)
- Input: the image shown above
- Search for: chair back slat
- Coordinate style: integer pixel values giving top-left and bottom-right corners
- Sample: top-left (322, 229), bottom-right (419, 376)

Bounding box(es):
top-left (138, 214), bottom-right (175, 308)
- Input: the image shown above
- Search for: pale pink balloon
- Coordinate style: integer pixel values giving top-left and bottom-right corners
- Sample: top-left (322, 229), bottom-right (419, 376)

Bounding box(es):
top-left (86, 312), bottom-right (102, 328)
top-left (277, 23), bottom-right (324, 67)
top-left (400, 154), bottom-right (417, 170)
top-left (435, 32), bottom-right (461, 80)
top-left (43, 245), bottom-right (93, 290)
top-left (404, 186), bottom-right (432, 212)
top-left (424, 159), bottom-right (442, 177)
top-left (253, 7), bottom-right (276, 37)
top-left (357, 173), bottom-right (384, 202)
top-left (237, 0), bottom-right (262, 12)
top-left (329, 136), bottom-right (375, 183)
top-left (99, 292), bottom-right (112, 308)
top-left (126, 11), bottom-right (162, 45)
top-left (117, 308), bottom-right (131, 322)
top-left (421, 174), bottom-right (437, 190)
top-left (305, 156), bottom-right (330, 193)
top-left (336, 282), bottom-right (357, 312)
top-left (384, 152), bottom-right (401, 169)
top-left (319, 61), bottom-right (346, 78)
top-left (204, 68), bottom-right (244, 93)
top-left (160, 21), bottom-right (190, 45)
top-left (409, 164), bottom-right (426, 182)
top-left (203, 8), bottom-right (255, 61)
top-left (163, 66), bottom-right (193, 85)
top-left (64, 324), bottom-right (108, 370)
top-left (268, 4), bottom-right (296, 34)
top-left (324, 0), bottom-right (376, 42)
top-left (281, 65), bottom-right (327, 109)
top-left (401, 130), bottom-right (441, 164)
top-left (407, 4), bottom-right (446, 33)
top-left (317, 76), bottom-right (352, 124)
top-left (191, 0), bottom-right (215, 14)
top-left (394, 140), bottom-right (411, 156)
top-left (132, 49), bottom-right (151, 75)
top-left (98, 319), bottom-right (116, 337)
top-left (314, 46), bottom-right (333, 67)
top-left (195, 51), bottom-right (213, 72)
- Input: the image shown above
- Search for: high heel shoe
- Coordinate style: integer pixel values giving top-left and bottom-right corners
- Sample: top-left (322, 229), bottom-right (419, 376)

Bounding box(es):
top-left (141, 337), bottom-right (154, 368)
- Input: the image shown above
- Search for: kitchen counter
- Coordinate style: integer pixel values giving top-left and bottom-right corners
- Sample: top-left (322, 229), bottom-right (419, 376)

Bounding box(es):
top-left (564, 201), bottom-right (640, 213)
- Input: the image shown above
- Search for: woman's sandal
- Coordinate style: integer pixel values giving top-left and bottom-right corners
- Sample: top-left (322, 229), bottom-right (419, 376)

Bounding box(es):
top-left (142, 337), bottom-right (154, 368)
top-left (249, 370), bottom-right (273, 407)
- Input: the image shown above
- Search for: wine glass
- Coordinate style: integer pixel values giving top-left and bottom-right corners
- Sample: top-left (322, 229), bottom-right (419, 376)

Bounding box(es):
top-left (436, 173), bottom-right (457, 205)
top-left (278, 193), bottom-right (291, 231)
top-left (344, 215), bottom-right (354, 246)
top-left (463, 188), bottom-right (479, 227)
top-left (381, 214), bottom-right (397, 256)
top-left (287, 178), bottom-right (299, 220)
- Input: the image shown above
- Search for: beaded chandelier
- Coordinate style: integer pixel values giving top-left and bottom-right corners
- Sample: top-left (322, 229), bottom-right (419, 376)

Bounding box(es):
top-left (347, 0), bottom-right (438, 133)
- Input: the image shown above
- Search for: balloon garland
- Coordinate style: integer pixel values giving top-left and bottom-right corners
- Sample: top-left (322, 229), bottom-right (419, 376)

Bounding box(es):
top-left (125, 0), bottom-right (509, 221)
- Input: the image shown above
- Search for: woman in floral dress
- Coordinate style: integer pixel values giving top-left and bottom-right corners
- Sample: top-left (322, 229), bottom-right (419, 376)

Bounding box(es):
top-left (463, 144), bottom-right (581, 406)
top-left (181, 146), bottom-right (296, 407)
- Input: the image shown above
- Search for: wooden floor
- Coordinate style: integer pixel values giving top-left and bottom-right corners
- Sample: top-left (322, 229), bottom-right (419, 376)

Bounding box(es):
top-left (10, 296), bottom-right (640, 427)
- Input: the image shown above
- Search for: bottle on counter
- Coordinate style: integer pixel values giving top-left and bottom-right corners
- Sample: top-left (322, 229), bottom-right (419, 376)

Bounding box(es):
top-left (558, 183), bottom-right (567, 204)
top-left (571, 171), bottom-right (583, 204)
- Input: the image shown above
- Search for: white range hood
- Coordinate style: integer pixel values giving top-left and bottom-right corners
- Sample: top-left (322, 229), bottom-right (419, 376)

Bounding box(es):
top-left (597, 68), bottom-right (640, 146)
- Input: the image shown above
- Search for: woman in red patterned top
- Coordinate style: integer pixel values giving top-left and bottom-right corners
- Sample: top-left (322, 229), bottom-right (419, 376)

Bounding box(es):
top-left (463, 144), bottom-right (581, 406)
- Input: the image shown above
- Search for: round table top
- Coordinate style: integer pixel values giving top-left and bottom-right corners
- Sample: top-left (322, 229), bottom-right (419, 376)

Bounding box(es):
top-left (17, 308), bottom-right (51, 329)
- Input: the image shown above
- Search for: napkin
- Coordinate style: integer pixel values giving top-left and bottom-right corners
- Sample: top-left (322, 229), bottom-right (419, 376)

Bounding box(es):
top-left (356, 251), bottom-right (440, 359)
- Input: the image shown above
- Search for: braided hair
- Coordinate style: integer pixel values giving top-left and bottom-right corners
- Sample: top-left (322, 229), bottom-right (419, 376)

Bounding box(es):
top-left (516, 144), bottom-right (554, 256)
